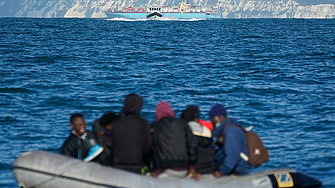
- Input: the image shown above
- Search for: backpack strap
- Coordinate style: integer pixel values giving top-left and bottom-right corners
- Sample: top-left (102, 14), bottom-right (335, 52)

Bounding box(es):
top-left (215, 118), bottom-right (245, 146)
top-left (223, 123), bottom-right (245, 133)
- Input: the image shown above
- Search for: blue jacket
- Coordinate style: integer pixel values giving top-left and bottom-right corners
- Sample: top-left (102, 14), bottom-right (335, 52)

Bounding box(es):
top-left (214, 118), bottom-right (250, 175)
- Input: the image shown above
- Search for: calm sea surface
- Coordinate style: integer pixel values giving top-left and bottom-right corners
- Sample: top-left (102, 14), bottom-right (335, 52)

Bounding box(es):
top-left (0, 18), bottom-right (334, 187)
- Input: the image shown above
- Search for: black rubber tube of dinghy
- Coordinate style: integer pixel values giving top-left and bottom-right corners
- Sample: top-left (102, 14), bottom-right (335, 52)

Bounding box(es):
top-left (268, 171), bottom-right (322, 188)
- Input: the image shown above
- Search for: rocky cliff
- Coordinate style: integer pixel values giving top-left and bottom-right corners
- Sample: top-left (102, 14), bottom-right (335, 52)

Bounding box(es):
top-left (0, 0), bottom-right (334, 18)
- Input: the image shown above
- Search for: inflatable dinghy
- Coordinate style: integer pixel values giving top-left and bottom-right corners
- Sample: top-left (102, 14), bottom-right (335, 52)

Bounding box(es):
top-left (12, 151), bottom-right (322, 188)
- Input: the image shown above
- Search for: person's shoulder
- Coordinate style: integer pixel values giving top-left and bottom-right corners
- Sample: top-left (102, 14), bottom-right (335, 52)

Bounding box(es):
top-left (156, 116), bottom-right (174, 123)
top-left (110, 118), bottom-right (123, 129)
top-left (60, 133), bottom-right (76, 150)
top-left (86, 130), bottom-right (95, 138)
top-left (153, 117), bottom-right (176, 129)
top-left (225, 126), bottom-right (245, 140)
top-left (175, 117), bottom-right (188, 124)
top-left (225, 124), bottom-right (243, 133)
top-left (92, 119), bottom-right (101, 134)
top-left (139, 118), bottom-right (150, 130)
top-left (63, 132), bottom-right (76, 142)
top-left (188, 121), bottom-right (203, 132)
top-left (163, 117), bottom-right (187, 128)
top-left (194, 126), bottom-right (212, 138)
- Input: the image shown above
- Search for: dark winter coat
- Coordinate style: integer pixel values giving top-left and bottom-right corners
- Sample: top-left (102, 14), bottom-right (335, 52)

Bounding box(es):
top-left (152, 117), bottom-right (198, 169)
top-left (188, 121), bottom-right (214, 174)
top-left (111, 94), bottom-right (152, 172)
top-left (92, 119), bottom-right (113, 166)
top-left (60, 131), bottom-right (96, 160)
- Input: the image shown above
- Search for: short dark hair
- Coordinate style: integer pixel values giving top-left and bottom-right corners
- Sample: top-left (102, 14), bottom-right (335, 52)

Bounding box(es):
top-left (70, 113), bottom-right (84, 124)
top-left (100, 112), bottom-right (118, 127)
top-left (181, 110), bottom-right (196, 122)
top-left (186, 105), bottom-right (200, 119)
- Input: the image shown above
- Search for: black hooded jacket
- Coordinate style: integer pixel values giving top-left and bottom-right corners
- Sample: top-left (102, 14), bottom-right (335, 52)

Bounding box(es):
top-left (92, 119), bottom-right (113, 166)
top-left (111, 94), bottom-right (152, 169)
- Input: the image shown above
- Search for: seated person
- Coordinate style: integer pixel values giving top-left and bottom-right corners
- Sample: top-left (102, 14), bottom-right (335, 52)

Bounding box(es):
top-left (150, 101), bottom-right (198, 179)
top-left (209, 104), bottom-right (250, 177)
top-left (111, 94), bottom-right (152, 174)
top-left (181, 110), bottom-right (213, 175)
top-left (92, 112), bottom-right (118, 166)
top-left (60, 113), bottom-right (103, 162)
top-left (185, 105), bottom-right (214, 132)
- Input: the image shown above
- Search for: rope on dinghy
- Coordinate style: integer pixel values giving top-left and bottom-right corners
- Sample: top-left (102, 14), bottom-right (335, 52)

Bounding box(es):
top-left (18, 162), bottom-right (88, 188)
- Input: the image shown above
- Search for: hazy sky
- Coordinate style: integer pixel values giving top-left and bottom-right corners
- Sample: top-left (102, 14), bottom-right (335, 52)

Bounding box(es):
top-left (262, 0), bottom-right (335, 5)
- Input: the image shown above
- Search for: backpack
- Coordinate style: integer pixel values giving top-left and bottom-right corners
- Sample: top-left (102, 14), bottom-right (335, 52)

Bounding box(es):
top-left (216, 121), bottom-right (269, 168)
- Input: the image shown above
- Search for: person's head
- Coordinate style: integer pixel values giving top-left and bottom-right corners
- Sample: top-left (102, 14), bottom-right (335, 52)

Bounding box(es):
top-left (185, 105), bottom-right (200, 121)
top-left (180, 110), bottom-right (195, 122)
top-left (70, 113), bottom-right (86, 136)
top-left (209, 104), bottom-right (227, 127)
top-left (100, 112), bottom-right (118, 131)
top-left (123, 93), bottom-right (143, 117)
top-left (155, 101), bottom-right (175, 122)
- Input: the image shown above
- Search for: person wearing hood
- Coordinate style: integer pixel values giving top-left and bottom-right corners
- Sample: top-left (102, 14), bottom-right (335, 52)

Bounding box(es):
top-left (111, 94), bottom-right (152, 174)
top-left (209, 104), bottom-right (250, 177)
top-left (181, 109), bottom-right (214, 175)
top-left (92, 112), bottom-right (118, 166)
top-left (150, 101), bottom-right (198, 179)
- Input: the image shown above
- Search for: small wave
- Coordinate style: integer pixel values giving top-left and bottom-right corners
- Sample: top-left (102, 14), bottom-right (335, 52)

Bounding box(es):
top-left (0, 162), bottom-right (12, 170)
top-left (0, 116), bottom-right (20, 123)
top-left (303, 125), bottom-right (332, 132)
top-left (0, 87), bottom-right (36, 93)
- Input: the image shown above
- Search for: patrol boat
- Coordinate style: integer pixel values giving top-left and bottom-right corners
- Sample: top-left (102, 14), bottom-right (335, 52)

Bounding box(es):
top-left (146, 5), bottom-right (163, 19)
top-left (105, 1), bottom-right (221, 19)
top-left (12, 151), bottom-right (322, 188)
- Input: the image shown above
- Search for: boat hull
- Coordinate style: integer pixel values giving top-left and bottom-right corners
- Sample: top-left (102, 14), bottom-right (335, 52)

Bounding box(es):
top-left (105, 12), bottom-right (221, 19)
top-left (12, 151), bottom-right (322, 188)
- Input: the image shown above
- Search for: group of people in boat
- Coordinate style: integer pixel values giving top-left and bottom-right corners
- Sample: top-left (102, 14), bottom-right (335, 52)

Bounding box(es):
top-left (60, 93), bottom-right (251, 179)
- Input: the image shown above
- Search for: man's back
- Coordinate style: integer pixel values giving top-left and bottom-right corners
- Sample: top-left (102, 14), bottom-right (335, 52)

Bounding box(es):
top-left (215, 125), bottom-right (250, 175)
top-left (111, 94), bottom-right (152, 174)
top-left (112, 115), bottom-right (151, 167)
top-left (152, 116), bottom-right (197, 169)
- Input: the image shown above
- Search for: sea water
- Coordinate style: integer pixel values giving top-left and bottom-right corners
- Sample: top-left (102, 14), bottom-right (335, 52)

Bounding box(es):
top-left (0, 18), bottom-right (334, 187)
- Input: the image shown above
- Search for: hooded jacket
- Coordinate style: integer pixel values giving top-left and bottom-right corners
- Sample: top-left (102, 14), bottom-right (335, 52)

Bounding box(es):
top-left (111, 94), bottom-right (152, 169)
top-left (152, 101), bottom-right (198, 170)
top-left (214, 118), bottom-right (250, 175)
top-left (92, 119), bottom-right (113, 166)
top-left (188, 121), bottom-right (214, 174)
